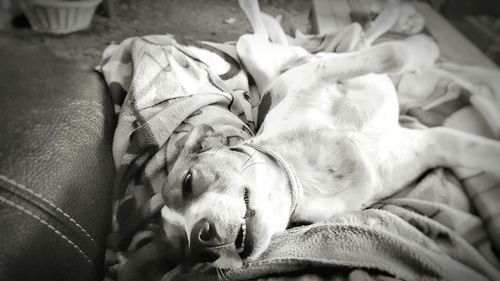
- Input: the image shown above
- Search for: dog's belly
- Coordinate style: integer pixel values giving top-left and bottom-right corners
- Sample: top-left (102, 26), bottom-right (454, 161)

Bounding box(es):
top-left (257, 125), bottom-right (379, 221)
top-left (329, 74), bottom-right (399, 130)
top-left (256, 74), bottom-right (402, 220)
top-left (260, 74), bottom-right (399, 144)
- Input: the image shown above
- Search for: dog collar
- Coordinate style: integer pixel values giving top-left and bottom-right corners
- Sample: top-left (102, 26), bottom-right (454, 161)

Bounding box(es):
top-left (237, 142), bottom-right (302, 217)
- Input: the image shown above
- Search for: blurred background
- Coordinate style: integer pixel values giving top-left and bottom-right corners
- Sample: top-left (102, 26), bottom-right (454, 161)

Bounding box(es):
top-left (1, 0), bottom-right (499, 68)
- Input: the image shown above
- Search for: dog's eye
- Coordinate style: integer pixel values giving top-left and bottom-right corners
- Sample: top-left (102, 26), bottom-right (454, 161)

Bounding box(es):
top-left (182, 171), bottom-right (193, 197)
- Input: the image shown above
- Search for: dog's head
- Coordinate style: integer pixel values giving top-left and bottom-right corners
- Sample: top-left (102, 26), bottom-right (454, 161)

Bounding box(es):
top-left (162, 125), bottom-right (293, 268)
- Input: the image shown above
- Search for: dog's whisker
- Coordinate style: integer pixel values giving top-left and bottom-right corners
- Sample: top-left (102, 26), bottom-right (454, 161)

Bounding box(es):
top-left (221, 183), bottom-right (238, 194)
top-left (216, 268), bottom-right (222, 281)
top-left (229, 269), bottom-right (251, 281)
top-left (222, 270), bottom-right (235, 281)
top-left (217, 268), bottom-right (231, 281)
top-left (240, 150), bottom-right (256, 169)
top-left (214, 145), bottom-right (224, 155)
top-left (223, 269), bottom-right (233, 281)
top-left (216, 268), bottom-right (224, 281)
top-left (216, 268), bottom-right (223, 281)
top-left (241, 161), bottom-right (270, 173)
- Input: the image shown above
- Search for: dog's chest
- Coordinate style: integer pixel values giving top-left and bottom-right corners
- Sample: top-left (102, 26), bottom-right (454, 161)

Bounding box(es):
top-left (256, 126), bottom-right (373, 199)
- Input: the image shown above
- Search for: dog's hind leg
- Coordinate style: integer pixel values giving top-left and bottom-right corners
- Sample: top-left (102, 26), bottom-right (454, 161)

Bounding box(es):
top-left (422, 127), bottom-right (500, 176)
top-left (370, 127), bottom-right (500, 202)
top-left (361, 1), bottom-right (400, 48)
top-left (375, 127), bottom-right (500, 200)
top-left (260, 12), bottom-right (289, 45)
top-left (238, 0), bottom-right (289, 44)
top-left (237, 0), bottom-right (311, 93)
top-left (238, 0), bottom-right (268, 38)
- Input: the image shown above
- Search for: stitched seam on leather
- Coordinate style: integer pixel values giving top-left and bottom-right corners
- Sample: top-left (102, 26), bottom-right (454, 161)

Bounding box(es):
top-left (0, 195), bottom-right (92, 264)
top-left (0, 175), bottom-right (97, 247)
top-left (71, 100), bottom-right (106, 109)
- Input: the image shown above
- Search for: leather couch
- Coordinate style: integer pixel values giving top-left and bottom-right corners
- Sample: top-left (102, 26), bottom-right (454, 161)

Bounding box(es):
top-left (0, 38), bottom-right (116, 281)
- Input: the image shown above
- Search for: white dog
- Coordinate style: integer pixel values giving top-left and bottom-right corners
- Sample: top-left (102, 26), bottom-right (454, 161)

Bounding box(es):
top-left (161, 0), bottom-right (500, 269)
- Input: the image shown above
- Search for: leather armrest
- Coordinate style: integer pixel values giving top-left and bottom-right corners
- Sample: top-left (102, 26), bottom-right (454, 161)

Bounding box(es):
top-left (0, 38), bottom-right (116, 281)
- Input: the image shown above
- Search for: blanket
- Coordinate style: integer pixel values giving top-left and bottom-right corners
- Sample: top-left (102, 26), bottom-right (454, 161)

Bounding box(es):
top-left (97, 33), bottom-right (500, 281)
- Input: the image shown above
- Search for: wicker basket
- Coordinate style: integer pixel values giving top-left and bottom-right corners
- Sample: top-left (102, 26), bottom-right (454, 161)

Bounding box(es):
top-left (19, 0), bottom-right (102, 34)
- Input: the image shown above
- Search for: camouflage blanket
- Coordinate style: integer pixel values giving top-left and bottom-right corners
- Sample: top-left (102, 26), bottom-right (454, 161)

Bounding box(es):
top-left (97, 34), bottom-right (259, 281)
top-left (97, 34), bottom-right (500, 281)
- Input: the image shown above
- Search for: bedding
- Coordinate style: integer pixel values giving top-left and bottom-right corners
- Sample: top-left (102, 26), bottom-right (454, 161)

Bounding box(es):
top-left (97, 32), bottom-right (500, 281)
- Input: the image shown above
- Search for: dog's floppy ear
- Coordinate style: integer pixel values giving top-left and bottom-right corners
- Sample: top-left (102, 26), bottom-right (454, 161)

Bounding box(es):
top-left (177, 124), bottom-right (223, 154)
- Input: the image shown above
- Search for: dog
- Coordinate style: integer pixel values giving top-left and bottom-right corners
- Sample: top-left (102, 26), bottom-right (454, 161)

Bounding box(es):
top-left (160, 0), bottom-right (500, 269)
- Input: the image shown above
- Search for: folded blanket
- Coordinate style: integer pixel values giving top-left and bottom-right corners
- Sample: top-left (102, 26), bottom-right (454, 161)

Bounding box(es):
top-left (97, 34), bottom-right (500, 281)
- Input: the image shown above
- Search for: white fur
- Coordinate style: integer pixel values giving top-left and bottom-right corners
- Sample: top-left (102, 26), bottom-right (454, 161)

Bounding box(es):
top-left (161, 0), bottom-right (500, 269)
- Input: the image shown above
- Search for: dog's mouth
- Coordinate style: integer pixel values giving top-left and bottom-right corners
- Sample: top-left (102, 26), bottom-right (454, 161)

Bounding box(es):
top-left (234, 187), bottom-right (255, 260)
top-left (235, 220), bottom-right (246, 254)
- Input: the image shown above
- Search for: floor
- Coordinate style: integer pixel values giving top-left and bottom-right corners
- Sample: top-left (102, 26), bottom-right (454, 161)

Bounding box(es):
top-left (1, 0), bottom-right (310, 68)
top-left (1, 0), bottom-right (499, 68)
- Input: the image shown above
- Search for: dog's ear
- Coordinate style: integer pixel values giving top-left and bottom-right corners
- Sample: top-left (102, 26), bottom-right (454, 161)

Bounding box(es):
top-left (178, 124), bottom-right (223, 155)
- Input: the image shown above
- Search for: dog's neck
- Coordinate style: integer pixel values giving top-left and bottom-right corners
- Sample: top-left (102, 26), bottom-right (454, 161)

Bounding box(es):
top-left (245, 129), bottom-right (377, 222)
top-left (243, 142), bottom-right (302, 215)
top-left (231, 142), bottom-right (300, 219)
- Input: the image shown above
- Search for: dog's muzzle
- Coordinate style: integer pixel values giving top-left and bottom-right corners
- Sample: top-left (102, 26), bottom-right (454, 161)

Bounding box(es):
top-left (189, 217), bottom-right (246, 264)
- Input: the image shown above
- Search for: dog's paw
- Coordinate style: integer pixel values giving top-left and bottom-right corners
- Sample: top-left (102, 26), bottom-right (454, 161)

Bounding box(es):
top-left (399, 34), bottom-right (440, 73)
top-left (391, 4), bottom-right (425, 35)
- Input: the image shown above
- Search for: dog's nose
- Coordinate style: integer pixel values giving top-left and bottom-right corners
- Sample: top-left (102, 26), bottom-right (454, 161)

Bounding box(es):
top-left (190, 219), bottom-right (223, 263)
top-left (191, 218), bottom-right (219, 246)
